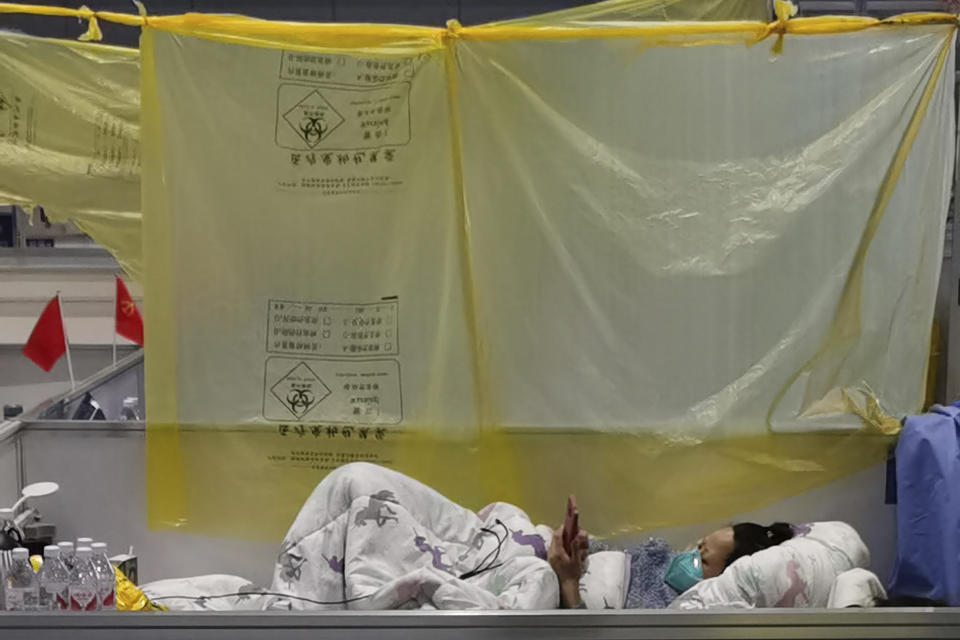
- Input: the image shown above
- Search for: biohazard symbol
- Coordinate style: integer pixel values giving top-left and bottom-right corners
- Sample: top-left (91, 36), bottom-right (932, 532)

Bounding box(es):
top-left (270, 361), bottom-right (330, 419)
top-left (282, 89), bottom-right (343, 149)
top-left (299, 117), bottom-right (328, 146)
top-left (285, 388), bottom-right (315, 413)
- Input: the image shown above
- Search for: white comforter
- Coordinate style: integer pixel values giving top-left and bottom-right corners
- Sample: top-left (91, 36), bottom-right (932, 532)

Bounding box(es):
top-left (268, 462), bottom-right (559, 610)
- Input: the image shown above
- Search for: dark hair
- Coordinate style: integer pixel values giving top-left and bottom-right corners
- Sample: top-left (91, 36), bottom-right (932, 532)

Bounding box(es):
top-left (725, 522), bottom-right (794, 569)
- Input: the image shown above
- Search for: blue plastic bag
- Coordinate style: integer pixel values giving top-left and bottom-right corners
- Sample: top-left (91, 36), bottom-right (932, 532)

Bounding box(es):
top-left (888, 402), bottom-right (960, 604)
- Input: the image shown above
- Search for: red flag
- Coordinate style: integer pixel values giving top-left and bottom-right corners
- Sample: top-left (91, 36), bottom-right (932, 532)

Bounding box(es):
top-left (22, 296), bottom-right (66, 371)
top-left (115, 276), bottom-right (143, 346)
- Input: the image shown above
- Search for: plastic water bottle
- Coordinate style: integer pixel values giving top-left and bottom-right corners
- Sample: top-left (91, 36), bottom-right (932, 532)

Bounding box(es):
top-left (76, 537), bottom-right (93, 549)
top-left (119, 398), bottom-right (140, 421)
top-left (4, 548), bottom-right (39, 610)
top-left (37, 545), bottom-right (69, 611)
top-left (57, 541), bottom-right (76, 571)
top-left (68, 547), bottom-right (99, 611)
top-left (0, 507), bottom-right (16, 606)
top-left (89, 543), bottom-right (115, 609)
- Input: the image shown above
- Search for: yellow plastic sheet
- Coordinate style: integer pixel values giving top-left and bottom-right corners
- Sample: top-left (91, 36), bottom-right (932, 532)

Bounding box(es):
top-left (0, 31), bottom-right (141, 280)
top-left (137, 10), bottom-right (955, 540)
top-left (455, 25), bottom-right (955, 436)
top-left (140, 24), bottom-right (478, 535)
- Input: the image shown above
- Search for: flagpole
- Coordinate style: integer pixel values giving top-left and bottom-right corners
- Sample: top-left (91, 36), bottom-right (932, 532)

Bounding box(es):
top-left (112, 276), bottom-right (118, 366)
top-left (57, 291), bottom-right (76, 391)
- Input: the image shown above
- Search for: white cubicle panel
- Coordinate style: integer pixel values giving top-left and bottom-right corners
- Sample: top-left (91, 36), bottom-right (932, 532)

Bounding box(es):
top-left (0, 428), bottom-right (18, 508)
top-left (16, 423), bottom-right (277, 585)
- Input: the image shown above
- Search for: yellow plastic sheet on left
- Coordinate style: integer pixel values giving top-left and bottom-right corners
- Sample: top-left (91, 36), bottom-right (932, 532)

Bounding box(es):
top-left (0, 32), bottom-right (141, 280)
top-left (139, 23), bottom-right (483, 536)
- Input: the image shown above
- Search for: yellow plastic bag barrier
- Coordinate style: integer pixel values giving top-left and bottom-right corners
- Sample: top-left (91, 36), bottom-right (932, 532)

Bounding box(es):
top-left (446, 21), bottom-right (954, 534)
top-left (140, 22), bottom-right (480, 535)
top-left (137, 12), bottom-right (955, 538)
top-left (0, 31), bottom-right (141, 280)
top-left (454, 25), bottom-right (954, 435)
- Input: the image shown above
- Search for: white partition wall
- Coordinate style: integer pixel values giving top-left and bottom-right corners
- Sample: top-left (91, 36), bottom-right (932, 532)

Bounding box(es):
top-left (13, 423), bottom-right (277, 585)
top-left (0, 428), bottom-right (19, 508)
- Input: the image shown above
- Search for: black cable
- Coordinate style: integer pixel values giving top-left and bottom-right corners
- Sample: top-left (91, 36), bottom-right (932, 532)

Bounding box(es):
top-left (484, 521), bottom-right (508, 574)
top-left (459, 523), bottom-right (502, 579)
top-left (493, 523), bottom-right (510, 565)
top-left (466, 526), bottom-right (503, 575)
top-left (459, 520), bottom-right (509, 580)
top-left (150, 591), bottom-right (370, 607)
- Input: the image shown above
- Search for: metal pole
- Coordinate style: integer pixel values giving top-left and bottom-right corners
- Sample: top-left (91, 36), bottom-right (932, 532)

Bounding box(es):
top-left (112, 276), bottom-right (118, 366)
top-left (57, 291), bottom-right (76, 391)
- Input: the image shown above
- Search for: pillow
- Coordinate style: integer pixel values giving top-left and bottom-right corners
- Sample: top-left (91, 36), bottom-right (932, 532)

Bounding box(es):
top-left (578, 551), bottom-right (630, 609)
top-left (669, 522), bottom-right (869, 610)
top-left (827, 568), bottom-right (886, 608)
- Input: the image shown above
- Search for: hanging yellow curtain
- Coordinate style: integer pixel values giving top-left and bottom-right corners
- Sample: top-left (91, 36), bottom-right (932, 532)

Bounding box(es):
top-left (0, 30), bottom-right (141, 279)
top-left (135, 6), bottom-right (955, 539)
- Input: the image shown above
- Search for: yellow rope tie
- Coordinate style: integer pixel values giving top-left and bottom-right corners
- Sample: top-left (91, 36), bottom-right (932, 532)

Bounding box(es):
top-left (443, 18), bottom-right (463, 45)
top-left (841, 389), bottom-right (902, 435)
top-left (758, 0), bottom-right (797, 54)
top-left (77, 5), bottom-right (102, 41)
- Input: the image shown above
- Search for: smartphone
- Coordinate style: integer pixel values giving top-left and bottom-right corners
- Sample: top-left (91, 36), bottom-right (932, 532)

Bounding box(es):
top-left (562, 495), bottom-right (579, 554)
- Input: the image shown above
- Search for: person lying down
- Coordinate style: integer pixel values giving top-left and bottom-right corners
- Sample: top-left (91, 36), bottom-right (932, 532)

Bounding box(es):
top-left (550, 517), bottom-right (794, 609)
top-left (142, 462), bottom-right (872, 611)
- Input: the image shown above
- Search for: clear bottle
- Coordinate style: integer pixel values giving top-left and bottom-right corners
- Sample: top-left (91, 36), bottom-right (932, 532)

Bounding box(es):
top-left (57, 541), bottom-right (76, 572)
top-left (89, 543), bottom-right (115, 610)
top-left (0, 507), bottom-right (16, 607)
top-left (36, 545), bottom-right (69, 611)
top-left (4, 547), bottom-right (39, 611)
top-left (68, 547), bottom-right (100, 611)
top-left (75, 537), bottom-right (93, 549)
top-left (119, 397), bottom-right (140, 421)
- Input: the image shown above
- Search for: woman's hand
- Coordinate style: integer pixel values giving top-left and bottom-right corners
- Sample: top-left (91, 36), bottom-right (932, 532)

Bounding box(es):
top-left (548, 527), bottom-right (589, 608)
